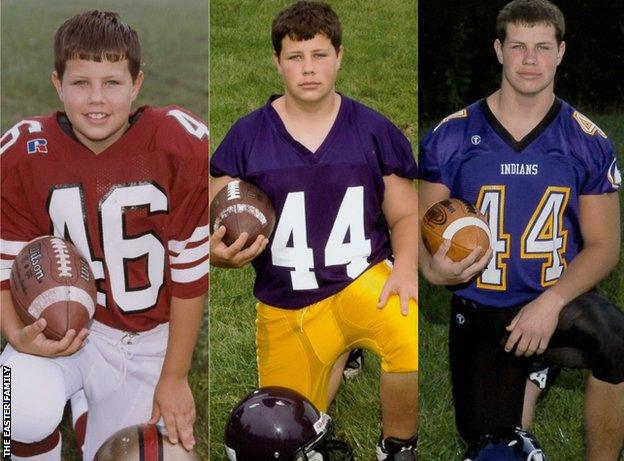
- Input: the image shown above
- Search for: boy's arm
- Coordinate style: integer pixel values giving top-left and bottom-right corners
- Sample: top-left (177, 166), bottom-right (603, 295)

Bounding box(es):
top-left (209, 175), bottom-right (268, 268)
top-left (378, 174), bottom-right (419, 315)
top-left (505, 192), bottom-right (621, 357)
top-left (149, 294), bottom-right (206, 451)
top-left (417, 180), bottom-right (492, 285)
top-left (0, 289), bottom-right (88, 357)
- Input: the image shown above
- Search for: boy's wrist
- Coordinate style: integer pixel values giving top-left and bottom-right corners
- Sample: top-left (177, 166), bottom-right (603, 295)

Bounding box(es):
top-left (160, 366), bottom-right (190, 381)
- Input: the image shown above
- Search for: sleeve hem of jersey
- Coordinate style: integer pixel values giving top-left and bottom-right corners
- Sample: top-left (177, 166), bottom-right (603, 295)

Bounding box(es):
top-left (171, 283), bottom-right (209, 299)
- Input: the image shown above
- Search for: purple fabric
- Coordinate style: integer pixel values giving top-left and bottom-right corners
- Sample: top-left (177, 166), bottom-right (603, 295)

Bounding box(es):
top-left (212, 95), bottom-right (417, 308)
top-left (419, 98), bottom-right (619, 308)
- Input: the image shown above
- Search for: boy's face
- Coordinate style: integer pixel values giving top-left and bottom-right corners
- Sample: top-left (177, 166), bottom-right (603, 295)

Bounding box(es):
top-left (273, 33), bottom-right (342, 105)
top-left (52, 59), bottom-right (143, 154)
top-left (495, 22), bottom-right (565, 97)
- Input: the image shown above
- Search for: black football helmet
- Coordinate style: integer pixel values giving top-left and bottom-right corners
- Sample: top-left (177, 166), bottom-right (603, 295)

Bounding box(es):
top-left (463, 427), bottom-right (546, 461)
top-left (225, 386), bottom-right (353, 461)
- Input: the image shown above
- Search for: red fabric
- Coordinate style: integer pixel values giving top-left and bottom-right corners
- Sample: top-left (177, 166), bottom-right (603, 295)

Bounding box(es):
top-left (11, 428), bottom-right (60, 456)
top-left (1, 106), bottom-right (208, 331)
top-left (74, 412), bottom-right (87, 450)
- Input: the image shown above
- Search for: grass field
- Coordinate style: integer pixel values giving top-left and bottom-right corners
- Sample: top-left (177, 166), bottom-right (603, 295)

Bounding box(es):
top-left (1, 1), bottom-right (209, 459)
top-left (209, 1), bottom-right (418, 459)
top-left (418, 112), bottom-right (624, 460)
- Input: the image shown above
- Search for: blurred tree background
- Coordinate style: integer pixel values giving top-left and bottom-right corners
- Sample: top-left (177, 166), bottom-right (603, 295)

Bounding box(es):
top-left (419, 0), bottom-right (624, 122)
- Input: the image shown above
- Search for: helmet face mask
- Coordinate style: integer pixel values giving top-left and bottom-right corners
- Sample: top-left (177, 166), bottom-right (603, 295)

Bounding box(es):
top-left (225, 387), bottom-right (354, 461)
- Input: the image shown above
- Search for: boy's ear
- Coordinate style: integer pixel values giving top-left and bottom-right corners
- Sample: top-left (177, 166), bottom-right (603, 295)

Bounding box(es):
top-left (131, 71), bottom-right (144, 101)
top-left (336, 45), bottom-right (344, 69)
top-left (272, 52), bottom-right (283, 75)
top-left (494, 39), bottom-right (504, 64)
top-left (51, 71), bottom-right (63, 100)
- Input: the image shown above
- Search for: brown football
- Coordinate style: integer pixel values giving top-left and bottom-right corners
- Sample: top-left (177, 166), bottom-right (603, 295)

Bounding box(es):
top-left (210, 179), bottom-right (276, 249)
top-left (10, 236), bottom-right (96, 340)
top-left (422, 198), bottom-right (491, 262)
top-left (95, 424), bottom-right (199, 461)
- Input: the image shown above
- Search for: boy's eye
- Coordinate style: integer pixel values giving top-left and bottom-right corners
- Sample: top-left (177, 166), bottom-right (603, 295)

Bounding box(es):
top-left (288, 55), bottom-right (302, 60)
top-left (72, 80), bottom-right (87, 86)
top-left (106, 80), bottom-right (120, 86)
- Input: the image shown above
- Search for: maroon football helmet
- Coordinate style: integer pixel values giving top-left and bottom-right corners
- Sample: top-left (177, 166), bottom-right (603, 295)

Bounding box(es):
top-left (225, 386), bottom-right (353, 461)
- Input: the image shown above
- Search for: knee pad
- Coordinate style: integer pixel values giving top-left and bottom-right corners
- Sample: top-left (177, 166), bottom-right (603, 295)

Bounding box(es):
top-left (555, 293), bottom-right (624, 384)
top-left (5, 352), bottom-right (66, 442)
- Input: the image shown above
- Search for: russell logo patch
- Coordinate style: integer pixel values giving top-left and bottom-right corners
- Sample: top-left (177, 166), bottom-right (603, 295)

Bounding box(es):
top-left (27, 138), bottom-right (48, 154)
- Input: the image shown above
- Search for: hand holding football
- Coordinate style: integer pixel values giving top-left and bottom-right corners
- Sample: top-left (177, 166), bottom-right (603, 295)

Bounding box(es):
top-left (210, 179), bottom-right (275, 249)
top-left (422, 198), bottom-right (491, 262)
top-left (10, 236), bottom-right (96, 341)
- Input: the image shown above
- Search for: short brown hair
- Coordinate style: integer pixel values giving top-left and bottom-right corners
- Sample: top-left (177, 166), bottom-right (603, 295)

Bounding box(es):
top-left (54, 11), bottom-right (141, 80)
top-left (496, 0), bottom-right (565, 44)
top-left (272, 1), bottom-right (342, 56)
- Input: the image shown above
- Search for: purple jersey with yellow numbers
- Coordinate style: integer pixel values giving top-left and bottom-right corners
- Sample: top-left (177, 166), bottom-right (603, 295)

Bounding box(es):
top-left (211, 95), bottom-right (417, 308)
top-left (419, 98), bottom-right (620, 308)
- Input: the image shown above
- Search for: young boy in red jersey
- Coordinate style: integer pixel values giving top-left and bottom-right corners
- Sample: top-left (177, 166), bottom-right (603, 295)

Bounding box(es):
top-left (1, 11), bottom-right (208, 460)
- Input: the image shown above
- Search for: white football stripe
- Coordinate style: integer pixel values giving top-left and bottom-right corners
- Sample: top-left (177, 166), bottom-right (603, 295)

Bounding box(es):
top-left (28, 286), bottom-right (95, 319)
top-left (442, 217), bottom-right (492, 245)
top-left (171, 260), bottom-right (209, 283)
top-left (213, 204), bottom-right (267, 231)
top-left (168, 225), bottom-right (210, 254)
top-left (1, 267), bottom-right (11, 282)
top-left (169, 241), bottom-right (209, 264)
top-left (0, 239), bottom-right (27, 256)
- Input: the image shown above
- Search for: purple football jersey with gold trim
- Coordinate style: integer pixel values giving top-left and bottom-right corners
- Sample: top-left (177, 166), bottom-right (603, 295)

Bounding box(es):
top-left (211, 95), bottom-right (417, 308)
top-left (420, 98), bottom-right (620, 308)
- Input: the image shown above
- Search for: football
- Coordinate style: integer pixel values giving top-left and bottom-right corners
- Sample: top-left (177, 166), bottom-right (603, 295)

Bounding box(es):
top-left (95, 424), bottom-right (199, 461)
top-left (210, 179), bottom-right (275, 248)
top-left (10, 236), bottom-right (96, 340)
top-left (422, 198), bottom-right (491, 262)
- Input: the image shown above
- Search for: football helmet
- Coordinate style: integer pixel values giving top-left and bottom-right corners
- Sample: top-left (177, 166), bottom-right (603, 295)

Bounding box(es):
top-left (225, 386), bottom-right (353, 461)
top-left (94, 424), bottom-right (198, 460)
top-left (463, 427), bottom-right (546, 461)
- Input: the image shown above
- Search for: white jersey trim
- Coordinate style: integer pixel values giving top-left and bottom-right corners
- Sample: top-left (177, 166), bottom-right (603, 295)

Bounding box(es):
top-left (0, 238), bottom-right (27, 256)
top-left (169, 241), bottom-right (209, 265)
top-left (171, 260), bottom-right (209, 283)
top-left (168, 225), bottom-right (209, 254)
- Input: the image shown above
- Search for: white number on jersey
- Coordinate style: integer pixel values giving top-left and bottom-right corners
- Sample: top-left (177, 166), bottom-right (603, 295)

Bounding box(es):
top-left (48, 186), bottom-right (106, 304)
top-left (48, 183), bottom-right (168, 312)
top-left (271, 186), bottom-right (372, 290)
top-left (0, 120), bottom-right (43, 155)
top-left (521, 187), bottom-right (570, 285)
top-left (167, 109), bottom-right (209, 141)
top-left (476, 185), bottom-right (570, 289)
top-left (324, 186), bottom-right (371, 279)
top-left (271, 192), bottom-right (318, 290)
top-left (476, 187), bottom-right (510, 290)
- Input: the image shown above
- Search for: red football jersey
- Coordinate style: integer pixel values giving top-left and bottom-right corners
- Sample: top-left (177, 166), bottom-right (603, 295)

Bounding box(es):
top-left (1, 106), bottom-right (209, 332)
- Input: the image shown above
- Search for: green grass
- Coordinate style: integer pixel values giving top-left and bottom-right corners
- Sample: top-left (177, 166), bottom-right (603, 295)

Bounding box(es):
top-left (210, 1), bottom-right (417, 459)
top-left (1, 1), bottom-right (208, 459)
top-left (418, 112), bottom-right (624, 460)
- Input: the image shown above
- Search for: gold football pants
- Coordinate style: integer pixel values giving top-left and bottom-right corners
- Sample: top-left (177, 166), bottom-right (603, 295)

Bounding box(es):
top-left (256, 260), bottom-right (418, 411)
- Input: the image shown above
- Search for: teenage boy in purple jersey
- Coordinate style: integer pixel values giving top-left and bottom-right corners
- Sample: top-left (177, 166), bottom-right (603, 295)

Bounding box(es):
top-left (210, 1), bottom-right (419, 459)
top-left (419, 0), bottom-right (624, 458)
